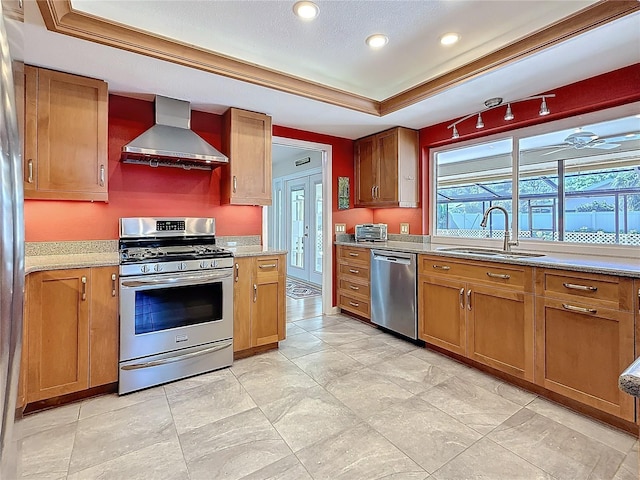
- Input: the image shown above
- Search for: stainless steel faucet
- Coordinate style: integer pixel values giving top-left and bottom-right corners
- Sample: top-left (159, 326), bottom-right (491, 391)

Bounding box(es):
top-left (480, 206), bottom-right (518, 252)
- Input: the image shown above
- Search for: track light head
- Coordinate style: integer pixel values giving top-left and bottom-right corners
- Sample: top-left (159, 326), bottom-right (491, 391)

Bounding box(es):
top-left (476, 113), bottom-right (484, 129)
top-left (539, 97), bottom-right (550, 116)
top-left (452, 125), bottom-right (459, 139)
top-left (504, 104), bottom-right (514, 121)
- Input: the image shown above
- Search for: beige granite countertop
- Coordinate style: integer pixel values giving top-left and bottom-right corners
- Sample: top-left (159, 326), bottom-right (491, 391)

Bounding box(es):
top-left (229, 246), bottom-right (288, 258)
top-left (335, 240), bottom-right (640, 278)
top-left (25, 253), bottom-right (120, 274)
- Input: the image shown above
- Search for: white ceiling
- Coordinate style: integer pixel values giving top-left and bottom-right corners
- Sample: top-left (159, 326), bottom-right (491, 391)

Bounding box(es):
top-left (18, 1), bottom-right (640, 140)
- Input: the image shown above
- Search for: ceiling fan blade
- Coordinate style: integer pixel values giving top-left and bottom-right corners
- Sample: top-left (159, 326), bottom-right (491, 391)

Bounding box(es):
top-left (589, 143), bottom-right (621, 150)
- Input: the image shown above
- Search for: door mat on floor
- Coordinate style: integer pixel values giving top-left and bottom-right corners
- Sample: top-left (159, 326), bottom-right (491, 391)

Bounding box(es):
top-left (286, 279), bottom-right (322, 299)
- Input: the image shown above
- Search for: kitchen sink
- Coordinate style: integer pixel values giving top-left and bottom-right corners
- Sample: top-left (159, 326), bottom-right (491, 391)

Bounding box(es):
top-left (438, 247), bottom-right (545, 258)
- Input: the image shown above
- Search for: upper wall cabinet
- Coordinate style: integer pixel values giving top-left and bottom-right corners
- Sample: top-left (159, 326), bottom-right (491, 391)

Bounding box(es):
top-left (1, 0), bottom-right (24, 21)
top-left (354, 127), bottom-right (419, 208)
top-left (24, 66), bottom-right (108, 201)
top-left (221, 108), bottom-right (272, 206)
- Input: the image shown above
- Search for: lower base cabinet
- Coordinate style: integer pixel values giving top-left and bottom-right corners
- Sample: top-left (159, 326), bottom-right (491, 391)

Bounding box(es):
top-left (25, 266), bottom-right (118, 403)
top-left (233, 255), bottom-right (286, 354)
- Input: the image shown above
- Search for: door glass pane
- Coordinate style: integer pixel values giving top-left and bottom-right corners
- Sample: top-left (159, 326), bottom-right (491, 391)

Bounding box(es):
top-left (290, 187), bottom-right (305, 269)
top-left (134, 283), bottom-right (223, 334)
top-left (315, 182), bottom-right (323, 273)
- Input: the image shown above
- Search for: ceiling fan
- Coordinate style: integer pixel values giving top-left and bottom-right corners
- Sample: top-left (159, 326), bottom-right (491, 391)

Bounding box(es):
top-left (541, 130), bottom-right (622, 156)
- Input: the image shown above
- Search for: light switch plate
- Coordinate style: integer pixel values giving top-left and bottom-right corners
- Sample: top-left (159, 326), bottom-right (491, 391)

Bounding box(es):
top-left (400, 223), bottom-right (409, 235)
top-left (335, 223), bottom-right (346, 233)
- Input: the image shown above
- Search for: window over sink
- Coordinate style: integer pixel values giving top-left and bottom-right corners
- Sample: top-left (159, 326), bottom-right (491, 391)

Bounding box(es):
top-left (433, 104), bottom-right (640, 248)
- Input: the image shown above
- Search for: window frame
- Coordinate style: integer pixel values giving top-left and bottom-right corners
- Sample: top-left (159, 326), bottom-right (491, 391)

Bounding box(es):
top-left (430, 102), bottom-right (640, 257)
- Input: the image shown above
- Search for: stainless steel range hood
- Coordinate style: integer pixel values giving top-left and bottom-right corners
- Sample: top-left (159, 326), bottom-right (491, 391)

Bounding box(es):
top-left (121, 96), bottom-right (228, 170)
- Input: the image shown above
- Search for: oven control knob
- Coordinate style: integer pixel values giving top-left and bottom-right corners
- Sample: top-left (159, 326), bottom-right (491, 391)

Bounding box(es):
top-left (154, 264), bottom-right (163, 272)
top-left (200, 261), bottom-right (208, 269)
top-left (141, 265), bottom-right (151, 273)
top-left (210, 260), bottom-right (218, 268)
top-left (178, 262), bottom-right (187, 271)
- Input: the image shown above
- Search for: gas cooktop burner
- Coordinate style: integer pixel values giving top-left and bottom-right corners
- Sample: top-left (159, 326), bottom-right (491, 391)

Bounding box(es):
top-left (120, 245), bottom-right (232, 264)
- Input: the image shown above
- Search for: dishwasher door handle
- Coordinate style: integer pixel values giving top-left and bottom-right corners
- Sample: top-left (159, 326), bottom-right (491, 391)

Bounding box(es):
top-left (372, 253), bottom-right (411, 265)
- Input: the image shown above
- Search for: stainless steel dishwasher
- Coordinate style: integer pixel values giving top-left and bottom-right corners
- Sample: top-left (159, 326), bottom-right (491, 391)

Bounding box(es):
top-left (370, 249), bottom-right (417, 340)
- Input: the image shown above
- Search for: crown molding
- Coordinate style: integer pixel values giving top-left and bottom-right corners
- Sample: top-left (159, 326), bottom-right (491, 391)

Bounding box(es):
top-left (37, 0), bottom-right (639, 118)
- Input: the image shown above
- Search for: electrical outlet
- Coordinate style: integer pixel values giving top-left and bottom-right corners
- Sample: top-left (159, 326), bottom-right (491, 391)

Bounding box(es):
top-left (335, 223), bottom-right (346, 233)
top-left (400, 223), bottom-right (409, 235)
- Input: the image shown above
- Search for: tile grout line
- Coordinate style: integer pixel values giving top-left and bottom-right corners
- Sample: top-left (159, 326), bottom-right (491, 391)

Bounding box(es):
top-left (162, 386), bottom-right (193, 480)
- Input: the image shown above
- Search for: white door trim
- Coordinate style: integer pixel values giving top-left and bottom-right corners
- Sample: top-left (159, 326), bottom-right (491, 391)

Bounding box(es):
top-left (267, 136), bottom-right (333, 316)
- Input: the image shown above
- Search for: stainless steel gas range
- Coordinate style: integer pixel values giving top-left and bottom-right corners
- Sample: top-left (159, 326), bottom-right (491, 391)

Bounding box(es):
top-left (118, 217), bottom-right (233, 394)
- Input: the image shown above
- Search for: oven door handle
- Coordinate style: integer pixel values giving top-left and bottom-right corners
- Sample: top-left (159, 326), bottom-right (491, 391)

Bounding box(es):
top-left (120, 341), bottom-right (233, 370)
top-left (121, 271), bottom-right (232, 288)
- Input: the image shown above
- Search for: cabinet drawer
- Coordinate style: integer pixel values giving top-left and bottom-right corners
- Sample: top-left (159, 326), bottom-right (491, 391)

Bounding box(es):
top-left (536, 269), bottom-right (633, 311)
top-left (339, 293), bottom-right (370, 318)
top-left (256, 257), bottom-right (281, 281)
top-left (419, 255), bottom-right (529, 291)
top-left (339, 278), bottom-right (369, 300)
top-left (338, 263), bottom-right (369, 282)
top-left (337, 246), bottom-right (370, 265)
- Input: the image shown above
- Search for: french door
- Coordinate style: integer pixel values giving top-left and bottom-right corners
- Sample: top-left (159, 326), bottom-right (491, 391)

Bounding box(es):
top-left (286, 173), bottom-right (322, 285)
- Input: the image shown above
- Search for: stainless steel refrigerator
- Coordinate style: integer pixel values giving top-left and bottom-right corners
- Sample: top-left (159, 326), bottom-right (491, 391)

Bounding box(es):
top-left (0, 9), bottom-right (24, 480)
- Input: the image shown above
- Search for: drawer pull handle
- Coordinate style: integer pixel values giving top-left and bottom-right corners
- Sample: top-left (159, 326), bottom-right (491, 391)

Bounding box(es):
top-left (349, 301), bottom-right (360, 307)
top-left (432, 265), bottom-right (450, 271)
top-left (349, 252), bottom-right (359, 257)
top-left (259, 264), bottom-right (277, 269)
top-left (349, 285), bottom-right (360, 290)
top-left (487, 272), bottom-right (510, 279)
top-left (562, 303), bottom-right (597, 315)
top-left (349, 269), bottom-right (360, 274)
top-left (81, 276), bottom-right (87, 301)
top-left (563, 283), bottom-right (597, 292)
top-left (467, 289), bottom-right (472, 311)
top-left (111, 273), bottom-right (117, 297)
top-left (459, 288), bottom-right (465, 308)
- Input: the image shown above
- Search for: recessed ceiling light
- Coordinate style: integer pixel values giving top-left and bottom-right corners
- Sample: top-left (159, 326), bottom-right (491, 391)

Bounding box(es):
top-left (366, 34), bottom-right (388, 49)
top-left (293, 1), bottom-right (319, 20)
top-left (440, 33), bottom-right (460, 46)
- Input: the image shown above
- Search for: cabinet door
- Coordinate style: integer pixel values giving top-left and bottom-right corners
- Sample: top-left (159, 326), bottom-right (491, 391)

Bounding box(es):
top-left (354, 135), bottom-right (376, 206)
top-left (535, 297), bottom-right (635, 421)
top-left (375, 129), bottom-right (399, 204)
top-left (467, 284), bottom-right (534, 381)
top-left (418, 276), bottom-right (467, 356)
top-left (253, 278), bottom-right (282, 346)
top-left (26, 67), bottom-right (108, 201)
top-left (1, 0), bottom-right (24, 21)
top-left (27, 269), bottom-right (90, 402)
top-left (223, 108), bottom-right (272, 205)
top-left (89, 267), bottom-right (119, 387)
top-left (233, 257), bottom-right (253, 352)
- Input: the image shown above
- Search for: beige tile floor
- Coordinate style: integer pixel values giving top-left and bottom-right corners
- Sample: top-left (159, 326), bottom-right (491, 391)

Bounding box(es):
top-left (16, 312), bottom-right (639, 480)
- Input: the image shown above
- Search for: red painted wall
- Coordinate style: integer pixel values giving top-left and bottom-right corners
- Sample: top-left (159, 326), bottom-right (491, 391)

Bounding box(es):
top-left (418, 63), bottom-right (640, 233)
top-left (24, 95), bottom-right (262, 241)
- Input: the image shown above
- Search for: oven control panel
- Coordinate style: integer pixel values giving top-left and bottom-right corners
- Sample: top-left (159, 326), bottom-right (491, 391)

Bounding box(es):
top-left (156, 220), bottom-right (185, 231)
top-left (120, 257), bottom-right (234, 277)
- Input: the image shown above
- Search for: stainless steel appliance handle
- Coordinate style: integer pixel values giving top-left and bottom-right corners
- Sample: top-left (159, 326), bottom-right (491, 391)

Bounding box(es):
top-left (121, 270), bottom-right (232, 288)
top-left (120, 341), bottom-right (233, 370)
top-left (373, 253), bottom-right (411, 265)
top-left (562, 303), bottom-right (597, 315)
top-left (563, 283), bottom-right (597, 292)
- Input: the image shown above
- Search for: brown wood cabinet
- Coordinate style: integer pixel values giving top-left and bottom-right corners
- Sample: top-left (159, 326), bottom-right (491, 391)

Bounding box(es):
top-left (535, 269), bottom-right (635, 421)
top-left (222, 108), bottom-right (272, 206)
top-left (418, 255), bottom-right (534, 381)
top-left (25, 267), bottom-right (118, 403)
top-left (354, 127), bottom-right (418, 208)
top-left (336, 245), bottom-right (371, 319)
top-left (24, 66), bottom-right (108, 201)
top-left (233, 255), bottom-right (286, 354)
top-left (1, 0), bottom-right (23, 21)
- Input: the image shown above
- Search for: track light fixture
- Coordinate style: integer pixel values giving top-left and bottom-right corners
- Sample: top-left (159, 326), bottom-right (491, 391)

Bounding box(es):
top-left (447, 94), bottom-right (556, 139)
